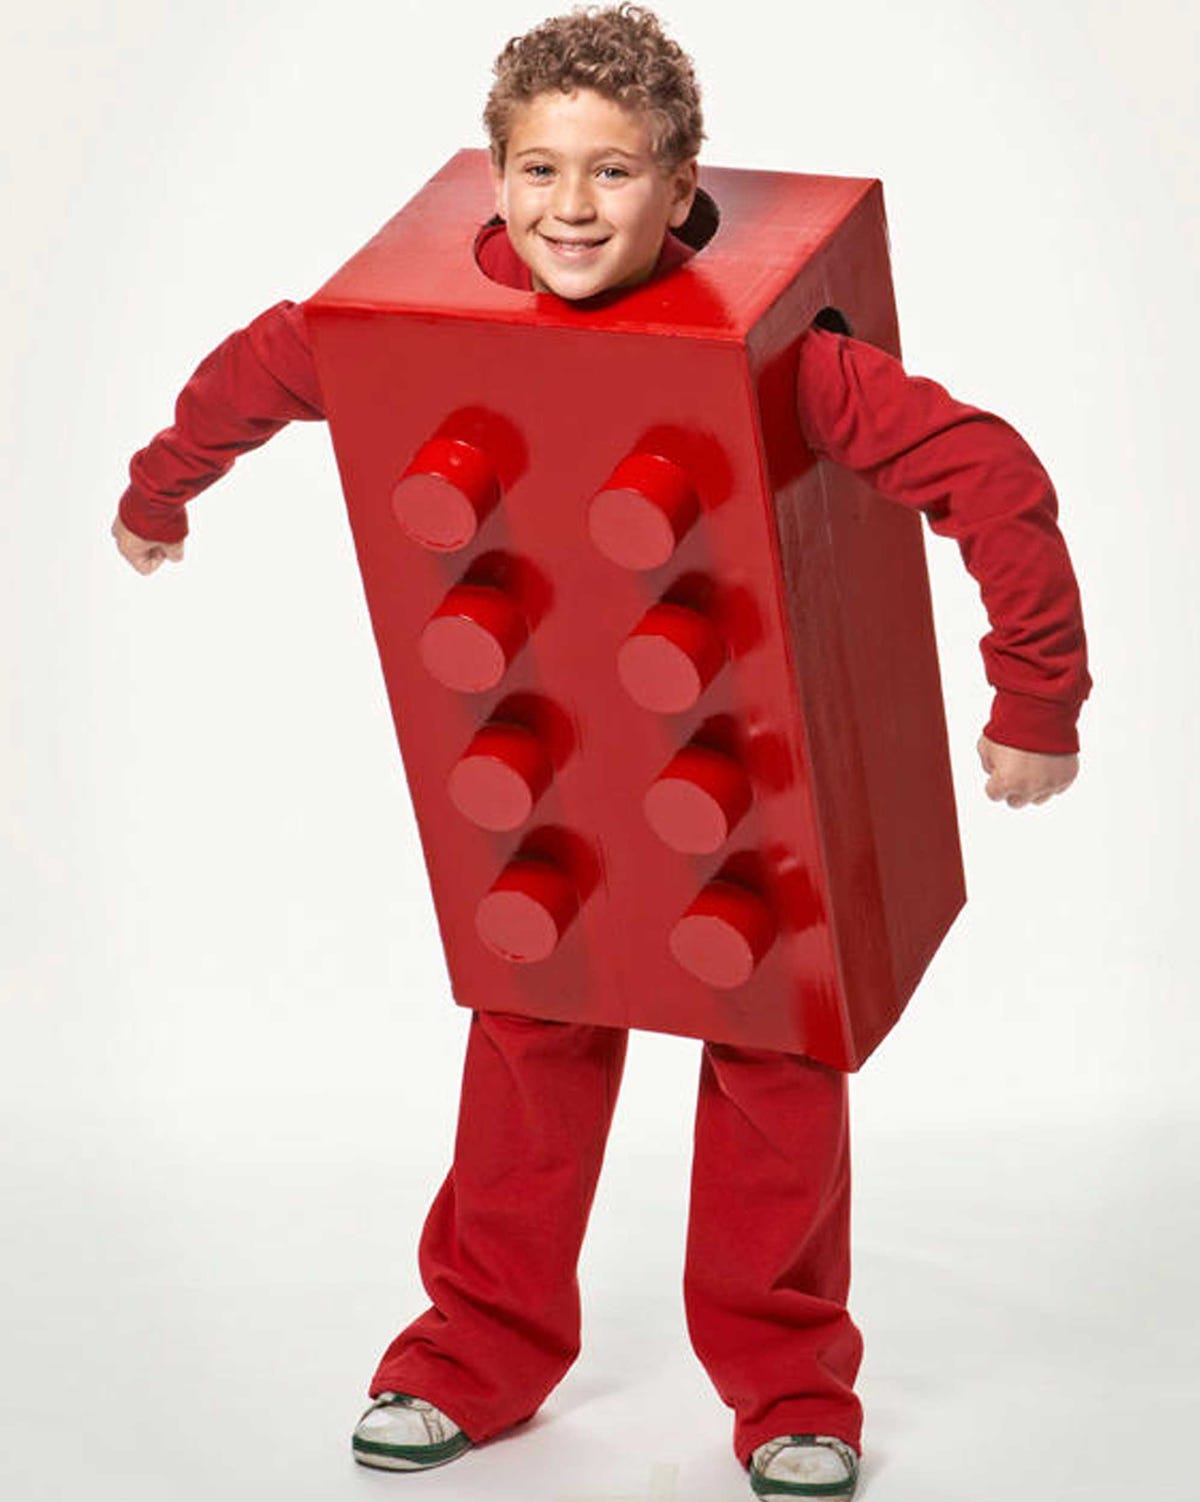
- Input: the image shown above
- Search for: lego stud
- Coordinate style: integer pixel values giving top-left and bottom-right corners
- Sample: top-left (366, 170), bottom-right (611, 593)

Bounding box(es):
top-left (449, 723), bottom-right (553, 831)
top-left (476, 856), bottom-right (578, 962)
top-left (644, 745), bottom-right (752, 854)
top-left (668, 879), bottom-right (775, 989)
top-left (392, 437), bottom-right (500, 551)
top-left (617, 602), bottom-right (724, 713)
top-left (419, 583), bottom-right (527, 692)
top-left (588, 453), bottom-right (699, 570)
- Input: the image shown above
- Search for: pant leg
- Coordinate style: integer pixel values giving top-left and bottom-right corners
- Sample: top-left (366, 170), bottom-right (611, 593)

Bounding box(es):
top-left (370, 1008), bottom-right (629, 1443)
top-left (682, 1039), bottom-right (863, 1465)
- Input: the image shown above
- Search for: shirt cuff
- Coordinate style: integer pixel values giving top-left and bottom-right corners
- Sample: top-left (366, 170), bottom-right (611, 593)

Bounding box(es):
top-left (118, 486), bottom-right (189, 544)
top-left (984, 690), bottom-right (1081, 755)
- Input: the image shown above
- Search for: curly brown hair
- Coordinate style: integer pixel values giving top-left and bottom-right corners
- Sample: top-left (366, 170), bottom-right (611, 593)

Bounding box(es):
top-left (484, 5), bottom-right (705, 169)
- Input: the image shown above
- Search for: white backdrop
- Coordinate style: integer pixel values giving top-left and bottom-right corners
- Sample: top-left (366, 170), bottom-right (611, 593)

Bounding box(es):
top-left (3, 3), bottom-right (1197, 1500)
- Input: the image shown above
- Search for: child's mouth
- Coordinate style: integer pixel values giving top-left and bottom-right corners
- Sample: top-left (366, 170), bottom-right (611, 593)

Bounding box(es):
top-left (542, 235), bottom-right (609, 258)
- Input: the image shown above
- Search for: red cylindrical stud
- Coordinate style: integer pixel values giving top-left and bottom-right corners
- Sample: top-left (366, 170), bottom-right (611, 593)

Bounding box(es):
top-left (448, 723), bottom-right (553, 831)
top-left (419, 584), bottom-right (527, 693)
top-left (587, 453), bottom-right (699, 570)
top-left (668, 879), bottom-right (775, 989)
top-left (392, 437), bottom-right (499, 551)
top-left (476, 857), bottom-right (578, 963)
top-left (617, 602), bottom-right (725, 713)
top-left (644, 745), bottom-right (752, 854)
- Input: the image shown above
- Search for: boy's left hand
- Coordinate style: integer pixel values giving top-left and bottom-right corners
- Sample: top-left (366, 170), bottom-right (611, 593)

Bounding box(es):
top-left (976, 735), bottom-right (1079, 808)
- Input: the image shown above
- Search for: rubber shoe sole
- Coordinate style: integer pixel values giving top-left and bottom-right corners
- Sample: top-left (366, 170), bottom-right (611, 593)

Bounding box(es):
top-left (351, 1430), bottom-right (473, 1471)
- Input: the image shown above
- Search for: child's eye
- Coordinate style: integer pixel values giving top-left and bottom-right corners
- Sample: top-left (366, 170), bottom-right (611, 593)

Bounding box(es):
top-left (524, 164), bottom-right (553, 180)
top-left (598, 166), bottom-right (629, 180)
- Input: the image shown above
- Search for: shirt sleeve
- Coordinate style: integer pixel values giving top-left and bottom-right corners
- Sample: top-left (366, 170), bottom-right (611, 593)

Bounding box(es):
top-left (795, 327), bottom-right (1091, 755)
top-left (118, 299), bottom-right (325, 544)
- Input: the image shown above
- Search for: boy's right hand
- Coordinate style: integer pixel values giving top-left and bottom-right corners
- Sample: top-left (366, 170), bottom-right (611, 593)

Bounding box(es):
top-left (111, 514), bottom-right (185, 574)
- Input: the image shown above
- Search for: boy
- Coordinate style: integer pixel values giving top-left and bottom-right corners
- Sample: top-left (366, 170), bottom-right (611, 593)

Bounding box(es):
top-left (111, 6), bottom-right (1089, 1497)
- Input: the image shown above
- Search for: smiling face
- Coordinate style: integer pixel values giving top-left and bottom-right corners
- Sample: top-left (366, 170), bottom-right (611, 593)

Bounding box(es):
top-left (490, 88), bottom-right (698, 300)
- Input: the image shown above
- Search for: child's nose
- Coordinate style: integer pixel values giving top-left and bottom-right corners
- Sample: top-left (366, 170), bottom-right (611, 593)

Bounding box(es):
top-left (550, 172), bottom-right (597, 222)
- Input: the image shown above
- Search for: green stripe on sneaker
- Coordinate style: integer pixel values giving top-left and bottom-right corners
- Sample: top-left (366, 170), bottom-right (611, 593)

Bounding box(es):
top-left (749, 1473), bottom-right (855, 1499)
top-left (352, 1430), bottom-right (472, 1467)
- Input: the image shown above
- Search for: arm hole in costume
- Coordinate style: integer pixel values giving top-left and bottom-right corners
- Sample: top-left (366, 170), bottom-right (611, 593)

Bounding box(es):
top-left (811, 305), bottom-right (853, 336)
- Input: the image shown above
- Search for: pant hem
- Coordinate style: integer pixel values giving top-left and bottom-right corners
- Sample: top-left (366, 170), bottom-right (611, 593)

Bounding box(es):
top-left (370, 1360), bottom-right (551, 1447)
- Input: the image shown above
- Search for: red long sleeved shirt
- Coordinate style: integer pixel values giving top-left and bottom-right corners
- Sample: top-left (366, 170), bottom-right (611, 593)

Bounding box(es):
top-left (119, 223), bottom-right (1090, 754)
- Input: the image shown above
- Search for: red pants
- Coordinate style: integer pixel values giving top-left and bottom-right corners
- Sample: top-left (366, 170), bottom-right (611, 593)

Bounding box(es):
top-left (371, 1010), bottom-right (862, 1465)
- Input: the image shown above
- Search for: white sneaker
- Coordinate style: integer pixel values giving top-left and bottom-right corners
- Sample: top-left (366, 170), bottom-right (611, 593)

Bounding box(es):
top-left (351, 1392), bottom-right (472, 1471)
top-left (748, 1433), bottom-right (859, 1498)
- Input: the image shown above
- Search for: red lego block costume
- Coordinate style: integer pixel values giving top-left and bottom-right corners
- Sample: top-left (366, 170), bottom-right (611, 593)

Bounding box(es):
top-left (118, 156), bottom-right (1089, 1460)
top-left (306, 154), bottom-right (962, 1072)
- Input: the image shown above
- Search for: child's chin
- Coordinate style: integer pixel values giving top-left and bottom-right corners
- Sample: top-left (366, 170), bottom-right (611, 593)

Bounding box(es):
top-left (528, 254), bottom-right (617, 300)
top-left (537, 270), bottom-right (619, 302)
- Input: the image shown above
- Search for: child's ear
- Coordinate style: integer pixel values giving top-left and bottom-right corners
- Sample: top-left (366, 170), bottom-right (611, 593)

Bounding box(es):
top-left (490, 158), bottom-right (508, 220)
top-left (668, 158), bottom-right (699, 230)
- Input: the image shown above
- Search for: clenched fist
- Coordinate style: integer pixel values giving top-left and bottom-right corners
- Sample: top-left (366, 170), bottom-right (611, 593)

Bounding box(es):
top-left (111, 515), bottom-right (185, 575)
top-left (977, 735), bottom-right (1078, 808)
